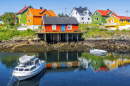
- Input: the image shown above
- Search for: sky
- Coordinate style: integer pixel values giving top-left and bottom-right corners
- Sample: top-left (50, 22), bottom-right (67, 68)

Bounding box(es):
top-left (0, 0), bottom-right (130, 16)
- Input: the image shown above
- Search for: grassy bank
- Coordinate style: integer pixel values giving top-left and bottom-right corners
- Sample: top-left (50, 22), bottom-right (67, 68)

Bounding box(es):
top-left (79, 24), bottom-right (130, 38)
top-left (0, 29), bottom-right (36, 40)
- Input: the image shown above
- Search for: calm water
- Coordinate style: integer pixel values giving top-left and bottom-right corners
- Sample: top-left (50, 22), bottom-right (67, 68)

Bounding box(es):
top-left (0, 51), bottom-right (130, 86)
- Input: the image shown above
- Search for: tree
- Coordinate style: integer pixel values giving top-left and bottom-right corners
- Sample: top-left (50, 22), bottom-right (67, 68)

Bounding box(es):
top-left (58, 13), bottom-right (69, 17)
top-left (1, 12), bottom-right (15, 26)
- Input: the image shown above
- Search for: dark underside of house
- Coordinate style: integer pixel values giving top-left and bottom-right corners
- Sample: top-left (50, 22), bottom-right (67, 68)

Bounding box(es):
top-left (36, 32), bottom-right (83, 43)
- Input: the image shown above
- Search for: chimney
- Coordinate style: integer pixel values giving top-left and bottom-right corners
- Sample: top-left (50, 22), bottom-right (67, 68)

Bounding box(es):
top-left (79, 6), bottom-right (82, 8)
top-left (40, 7), bottom-right (42, 9)
top-left (24, 5), bottom-right (26, 7)
top-left (107, 9), bottom-right (109, 10)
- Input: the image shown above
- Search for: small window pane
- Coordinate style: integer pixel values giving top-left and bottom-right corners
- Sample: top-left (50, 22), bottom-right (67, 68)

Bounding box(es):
top-left (52, 25), bottom-right (56, 30)
top-left (19, 69), bottom-right (23, 71)
top-left (15, 68), bottom-right (18, 71)
top-left (68, 25), bottom-right (72, 30)
top-left (25, 69), bottom-right (29, 71)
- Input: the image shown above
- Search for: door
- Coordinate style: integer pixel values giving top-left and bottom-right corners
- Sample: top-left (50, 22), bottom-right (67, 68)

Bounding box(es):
top-left (61, 24), bottom-right (65, 32)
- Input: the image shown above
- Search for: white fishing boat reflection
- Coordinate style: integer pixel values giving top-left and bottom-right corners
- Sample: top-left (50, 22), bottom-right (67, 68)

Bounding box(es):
top-left (13, 69), bottom-right (46, 86)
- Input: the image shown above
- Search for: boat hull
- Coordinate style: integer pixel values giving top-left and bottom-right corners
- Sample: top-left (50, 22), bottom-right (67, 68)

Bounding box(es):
top-left (13, 61), bottom-right (46, 81)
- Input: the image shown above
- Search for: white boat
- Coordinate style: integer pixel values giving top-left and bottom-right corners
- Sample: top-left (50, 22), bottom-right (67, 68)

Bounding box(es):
top-left (90, 48), bottom-right (107, 56)
top-left (12, 55), bottom-right (46, 81)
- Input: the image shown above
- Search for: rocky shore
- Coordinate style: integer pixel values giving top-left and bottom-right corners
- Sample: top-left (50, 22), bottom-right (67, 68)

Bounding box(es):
top-left (0, 39), bottom-right (129, 52)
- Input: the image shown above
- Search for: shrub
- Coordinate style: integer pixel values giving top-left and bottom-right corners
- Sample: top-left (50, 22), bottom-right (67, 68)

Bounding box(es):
top-left (38, 26), bottom-right (42, 29)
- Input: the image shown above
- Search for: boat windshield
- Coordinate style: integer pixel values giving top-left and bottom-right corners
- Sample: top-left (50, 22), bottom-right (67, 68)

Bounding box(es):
top-left (31, 66), bottom-right (36, 71)
top-left (25, 69), bottom-right (30, 71)
top-left (15, 68), bottom-right (18, 71)
top-left (19, 68), bottom-right (24, 71)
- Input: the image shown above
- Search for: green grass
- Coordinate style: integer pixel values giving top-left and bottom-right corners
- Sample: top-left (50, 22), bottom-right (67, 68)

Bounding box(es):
top-left (0, 29), bottom-right (36, 40)
top-left (79, 24), bottom-right (130, 38)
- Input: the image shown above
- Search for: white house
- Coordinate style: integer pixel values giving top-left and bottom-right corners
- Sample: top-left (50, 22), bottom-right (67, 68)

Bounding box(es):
top-left (70, 6), bottom-right (92, 24)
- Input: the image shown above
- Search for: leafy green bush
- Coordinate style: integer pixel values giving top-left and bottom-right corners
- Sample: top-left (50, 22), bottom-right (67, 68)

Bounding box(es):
top-left (38, 26), bottom-right (42, 29)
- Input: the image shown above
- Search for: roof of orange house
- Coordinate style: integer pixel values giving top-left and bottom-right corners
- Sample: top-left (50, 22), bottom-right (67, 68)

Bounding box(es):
top-left (97, 10), bottom-right (117, 16)
top-left (97, 67), bottom-right (108, 72)
top-left (48, 10), bottom-right (57, 16)
top-left (16, 6), bottom-right (31, 14)
top-left (115, 15), bottom-right (130, 20)
top-left (29, 8), bottom-right (57, 17)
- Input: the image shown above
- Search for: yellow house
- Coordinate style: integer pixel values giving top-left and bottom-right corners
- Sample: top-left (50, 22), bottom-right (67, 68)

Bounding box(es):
top-left (105, 15), bottom-right (130, 30)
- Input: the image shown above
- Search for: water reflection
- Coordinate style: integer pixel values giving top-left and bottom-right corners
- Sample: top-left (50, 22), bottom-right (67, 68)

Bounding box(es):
top-left (13, 69), bottom-right (46, 86)
top-left (0, 51), bottom-right (130, 86)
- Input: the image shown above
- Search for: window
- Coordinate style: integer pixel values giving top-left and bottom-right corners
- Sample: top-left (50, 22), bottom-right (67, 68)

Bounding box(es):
top-left (44, 14), bottom-right (47, 17)
top-left (121, 20), bottom-right (124, 23)
top-left (28, 20), bottom-right (30, 23)
top-left (15, 68), bottom-right (18, 71)
top-left (106, 18), bottom-right (107, 20)
top-left (84, 12), bottom-right (87, 14)
top-left (25, 69), bottom-right (29, 71)
top-left (76, 12), bottom-right (77, 15)
top-left (111, 20), bottom-right (114, 23)
top-left (30, 13), bottom-right (32, 16)
top-left (30, 19), bottom-right (32, 21)
top-left (68, 25), bottom-right (72, 30)
top-left (19, 69), bottom-right (24, 71)
top-left (81, 17), bottom-right (84, 20)
top-left (128, 20), bottom-right (130, 23)
top-left (112, 17), bottom-right (114, 19)
top-left (95, 13), bottom-right (98, 16)
top-left (110, 14), bottom-right (112, 16)
top-left (52, 25), bottom-right (56, 30)
top-left (31, 66), bottom-right (36, 71)
top-left (20, 19), bottom-right (21, 21)
top-left (35, 59), bottom-right (39, 64)
top-left (88, 18), bottom-right (90, 20)
top-left (28, 14), bottom-right (29, 17)
top-left (95, 18), bottom-right (98, 21)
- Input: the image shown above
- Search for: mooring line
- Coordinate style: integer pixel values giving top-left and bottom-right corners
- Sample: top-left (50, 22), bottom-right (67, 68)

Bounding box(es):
top-left (7, 75), bottom-right (13, 86)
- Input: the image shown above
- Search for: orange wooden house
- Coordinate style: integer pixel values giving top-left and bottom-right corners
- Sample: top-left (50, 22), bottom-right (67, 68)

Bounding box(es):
top-left (26, 7), bottom-right (57, 30)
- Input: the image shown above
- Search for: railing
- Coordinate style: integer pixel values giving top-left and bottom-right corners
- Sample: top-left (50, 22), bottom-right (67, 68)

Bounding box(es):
top-left (104, 23), bottom-right (119, 25)
top-left (35, 29), bottom-right (81, 33)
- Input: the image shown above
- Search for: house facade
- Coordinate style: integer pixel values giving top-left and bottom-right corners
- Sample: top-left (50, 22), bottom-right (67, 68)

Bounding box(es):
top-left (69, 6), bottom-right (92, 24)
top-left (36, 17), bottom-right (82, 43)
top-left (92, 9), bottom-right (117, 24)
top-left (26, 8), bottom-right (57, 30)
top-left (105, 15), bottom-right (130, 30)
top-left (16, 5), bottom-right (32, 26)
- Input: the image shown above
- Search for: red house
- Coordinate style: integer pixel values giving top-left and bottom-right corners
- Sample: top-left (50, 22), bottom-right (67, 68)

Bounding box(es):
top-left (36, 17), bottom-right (82, 43)
top-left (42, 17), bottom-right (79, 32)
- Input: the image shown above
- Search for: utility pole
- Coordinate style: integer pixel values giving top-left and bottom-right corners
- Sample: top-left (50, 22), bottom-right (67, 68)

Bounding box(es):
top-left (65, 8), bottom-right (67, 17)
top-left (126, 10), bottom-right (128, 17)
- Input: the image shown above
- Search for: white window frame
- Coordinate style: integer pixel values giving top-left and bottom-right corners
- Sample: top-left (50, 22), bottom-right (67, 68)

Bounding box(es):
top-left (111, 20), bottom-right (114, 23)
top-left (68, 25), bottom-right (72, 30)
top-left (44, 14), bottom-right (47, 17)
top-left (95, 13), bottom-right (98, 16)
top-left (121, 20), bottom-right (124, 23)
top-left (52, 25), bottom-right (56, 30)
top-left (81, 17), bottom-right (84, 20)
top-left (30, 13), bottom-right (32, 16)
top-left (94, 18), bottom-right (98, 21)
top-left (28, 20), bottom-right (30, 23)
